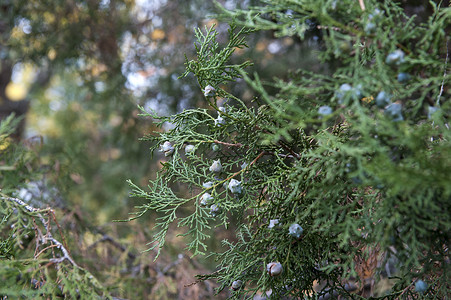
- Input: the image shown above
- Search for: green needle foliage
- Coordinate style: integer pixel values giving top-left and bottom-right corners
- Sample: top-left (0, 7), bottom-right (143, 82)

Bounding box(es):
top-left (0, 193), bottom-right (112, 299)
top-left (0, 118), bottom-right (112, 299)
top-left (128, 0), bottom-right (450, 298)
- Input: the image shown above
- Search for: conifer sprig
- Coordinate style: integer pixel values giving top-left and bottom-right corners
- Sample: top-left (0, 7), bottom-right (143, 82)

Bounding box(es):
top-left (129, 1), bottom-right (450, 298)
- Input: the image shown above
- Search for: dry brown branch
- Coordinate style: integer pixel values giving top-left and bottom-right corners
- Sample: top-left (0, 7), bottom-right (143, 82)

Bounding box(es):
top-left (50, 209), bottom-right (70, 256)
top-left (35, 244), bottom-right (60, 258)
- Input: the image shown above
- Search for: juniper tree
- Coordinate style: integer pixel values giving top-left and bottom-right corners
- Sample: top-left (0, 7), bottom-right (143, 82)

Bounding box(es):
top-left (128, 0), bottom-right (451, 298)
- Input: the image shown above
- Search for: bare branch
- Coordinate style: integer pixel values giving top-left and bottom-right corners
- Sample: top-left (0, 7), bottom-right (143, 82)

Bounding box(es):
top-left (1, 194), bottom-right (79, 268)
top-left (358, 0), bottom-right (366, 11)
top-left (213, 139), bottom-right (243, 147)
top-left (437, 40), bottom-right (449, 105)
top-left (87, 234), bottom-right (136, 260)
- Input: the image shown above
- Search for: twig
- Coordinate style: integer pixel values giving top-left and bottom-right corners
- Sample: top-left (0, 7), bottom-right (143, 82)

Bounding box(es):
top-left (249, 150), bottom-right (266, 166)
top-left (47, 235), bottom-right (78, 266)
top-left (437, 40), bottom-right (449, 106)
top-left (278, 140), bottom-right (301, 160)
top-left (162, 253), bottom-right (184, 274)
top-left (317, 25), bottom-right (342, 32)
top-left (1, 195), bottom-right (45, 213)
top-left (1, 195), bottom-right (79, 267)
top-left (318, 282), bottom-right (358, 300)
top-left (31, 217), bottom-right (43, 255)
top-left (184, 278), bottom-right (202, 288)
top-left (184, 269), bottom-right (221, 288)
top-left (35, 244), bottom-right (59, 258)
top-left (399, 281), bottom-right (414, 297)
top-left (87, 234), bottom-right (136, 260)
top-left (50, 210), bottom-right (70, 256)
top-left (266, 151), bottom-right (296, 159)
top-left (213, 140), bottom-right (243, 147)
top-left (358, 0), bottom-right (366, 11)
top-left (212, 150), bottom-right (266, 187)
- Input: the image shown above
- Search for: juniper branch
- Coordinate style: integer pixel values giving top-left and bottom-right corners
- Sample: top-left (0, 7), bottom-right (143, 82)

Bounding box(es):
top-left (1, 194), bottom-right (79, 267)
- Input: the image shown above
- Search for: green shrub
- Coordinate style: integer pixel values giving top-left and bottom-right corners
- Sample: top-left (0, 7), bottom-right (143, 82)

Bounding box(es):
top-left (129, 1), bottom-right (450, 298)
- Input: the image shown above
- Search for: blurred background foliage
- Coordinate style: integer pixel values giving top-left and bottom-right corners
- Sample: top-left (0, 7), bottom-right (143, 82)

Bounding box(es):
top-left (0, 0), bottom-right (446, 298)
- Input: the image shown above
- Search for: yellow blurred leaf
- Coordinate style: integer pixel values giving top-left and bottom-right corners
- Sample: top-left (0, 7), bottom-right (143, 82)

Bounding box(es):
top-left (283, 37), bottom-right (294, 46)
top-left (90, 64), bottom-right (108, 76)
top-left (100, 148), bottom-right (121, 161)
top-left (70, 173), bottom-right (84, 184)
top-left (10, 27), bottom-right (24, 39)
top-left (43, 12), bottom-right (56, 24)
top-left (151, 29), bottom-right (165, 40)
top-left (203, 19), bottom-right (217, 28)
top-left (361, 96), bottom-right (374, 103)
top-left (256, 41), bottom-right (268, 52)
top-left (5, 82), bottom-right (27, 101)
top-left (48, 48), bottom-right (57, 60)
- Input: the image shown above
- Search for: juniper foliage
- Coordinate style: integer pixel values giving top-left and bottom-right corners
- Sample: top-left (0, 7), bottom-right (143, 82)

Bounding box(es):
top-left (129, 0), bottom-right (450, 298)
top-left (0, 117), bottom-right (112, 299)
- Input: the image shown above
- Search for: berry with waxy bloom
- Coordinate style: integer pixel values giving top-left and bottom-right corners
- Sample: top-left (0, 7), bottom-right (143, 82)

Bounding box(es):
top-left (370, 8), bottom-right (383, 17)
top-left (228, 179), bottom-right (242, 194)
top-left (211, 143), bottom-right (220, 152)
top-left (336, 83), bottom-right (352, 102)
top-left (267, 262), bottom-right (283, 276)
top-left (268, 219), bottom-right (280, 229)
top-left (385, 103), bottom-right (403, 121)
top-left (365, 8), bottom-right (383, 33)
top-left (204, 85), bottom-right (216, 97)
top-left (214, 116), bottom-right (226, 127)
top-left (209, 160), bottom-right (222, 173)
top-left (231, 280), bottom-right (243, 291)
top-left (202, 181), bottom-right (213, 189)
top-left (200, 193), bottom-right (213, 206)
top-left (336, 83), bottom-right (362, 103)
top-left (210, 204), bottom-right (220, 216)
top-left (397, 72), bottom-right (411, 83)
top-left (185, 144), bottom-right (195, 154)
top-left (375, 91), bottom-right (391, 108)
top-left (415, 280), bottom-right (428, 294)
top-left (289, 223), bottom-right (304, 239)
top-left (386, 49), bottom-right (405, 65)
top-left (318, 105), bottom-right (333, 116)
top-left (365, 22), bottom-right (376, 33)
top-left (160, 141), bottom-right (174, 157)
top-left (340, 83), bottom-right (352, 91)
